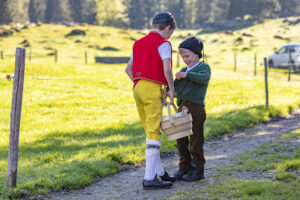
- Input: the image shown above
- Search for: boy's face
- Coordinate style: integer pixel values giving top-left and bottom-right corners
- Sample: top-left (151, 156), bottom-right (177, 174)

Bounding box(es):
top-left (162, 25), bottom-right (174, 40)
top-left (179, 48), bottom-right (199, 67)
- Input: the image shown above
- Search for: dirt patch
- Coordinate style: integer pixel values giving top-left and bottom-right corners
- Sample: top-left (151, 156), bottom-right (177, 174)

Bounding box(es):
top-left (47, 112), bottom-right (300, 200)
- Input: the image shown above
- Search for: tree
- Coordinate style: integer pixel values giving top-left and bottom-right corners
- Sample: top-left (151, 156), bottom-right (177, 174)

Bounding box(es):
top-left (1, 0), bottom-right (298, 27)
top-left (182, 0), bottom-right (198, 29)
top-left (162, 0), bottom-right (198, 29)
top-left (96, 0), bottom-right (126, 27)
top-left (194, 0), bottom-right (211, 26)
top-left (0, 0), bottom-right (25, 24)
top-left (29, 0), bottom-right (47, 23)
top-left (162, 0), bottom-right (183, 28)
top-left (0, 0), bottom-right (10, 24)
top-left (227, 0), bottom-right (247, 20)
top-left (123, 0), bottom-right (148, 29)
top-left (209, 0), bottom-right (230, 22)
top-left (246, 0), bottom-right (281, 20)
top-left (45, 0), bottom-right (72, 23)
top-left (144, 0), bottom-right (164, 28)
top-left (68, 0), bottom-right (97, 24)
top-left (278, 0), bottom-right (300, 17)
top-left (227, 0), bottom-right (281, 20)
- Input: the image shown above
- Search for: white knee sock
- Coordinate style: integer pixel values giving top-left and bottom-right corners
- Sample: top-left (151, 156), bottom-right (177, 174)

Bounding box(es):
top-left (144, 139), bottom-right (165, 180)
top-left (144, 148), bottom-right (159, 180)
top-left (155, 152), bottom-right (165, 177)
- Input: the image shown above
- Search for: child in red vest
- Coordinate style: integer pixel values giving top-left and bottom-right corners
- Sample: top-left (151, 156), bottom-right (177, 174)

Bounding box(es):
top-left (173, 37), bottom-right (211, 182)
top-left (125, 12), bottom-right (177, 189)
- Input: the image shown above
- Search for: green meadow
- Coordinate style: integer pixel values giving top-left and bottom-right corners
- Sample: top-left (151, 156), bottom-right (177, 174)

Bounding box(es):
top-left (172, 129), bottom-right (300, 200)
top-left (0, 17), bottom-right (300, 198)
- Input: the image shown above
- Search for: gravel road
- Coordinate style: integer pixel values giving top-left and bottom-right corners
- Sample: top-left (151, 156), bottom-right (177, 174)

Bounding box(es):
top-left (47, 111), bottom-right (300, 200)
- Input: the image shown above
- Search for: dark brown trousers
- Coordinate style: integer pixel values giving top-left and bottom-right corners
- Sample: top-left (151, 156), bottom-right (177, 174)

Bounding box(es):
top-left (177, 101), bottom-right (206, 172)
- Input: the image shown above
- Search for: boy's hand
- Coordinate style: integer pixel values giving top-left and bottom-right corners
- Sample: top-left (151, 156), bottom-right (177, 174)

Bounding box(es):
top-left (175, 72), bottom-right (187, 79)
top-left (167, 89), bottom-right (174, 104)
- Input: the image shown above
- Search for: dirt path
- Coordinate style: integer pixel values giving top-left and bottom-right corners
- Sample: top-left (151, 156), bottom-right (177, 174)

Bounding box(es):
top-left (47, 111), bottom-right (300, 200)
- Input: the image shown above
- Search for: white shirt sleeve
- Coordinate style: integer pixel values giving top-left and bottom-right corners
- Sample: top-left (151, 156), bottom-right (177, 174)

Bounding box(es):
top-left (158, 42), bottom-right (171, 60)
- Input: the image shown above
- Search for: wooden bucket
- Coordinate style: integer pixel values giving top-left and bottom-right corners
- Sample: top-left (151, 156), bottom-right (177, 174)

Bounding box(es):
top-left (161, 103), bottom-right (193, 141)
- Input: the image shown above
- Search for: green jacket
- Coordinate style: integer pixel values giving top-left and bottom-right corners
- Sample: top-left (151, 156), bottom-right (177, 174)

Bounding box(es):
top-left (174, 62), bottom-right (211, 106)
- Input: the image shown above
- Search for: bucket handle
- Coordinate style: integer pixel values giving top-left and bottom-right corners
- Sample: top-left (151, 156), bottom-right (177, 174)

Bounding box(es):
top-left (167, 102), bottom-right (178, 127)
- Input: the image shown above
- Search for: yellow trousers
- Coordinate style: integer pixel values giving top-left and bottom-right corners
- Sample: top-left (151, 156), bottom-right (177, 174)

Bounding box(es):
top-left (133, 80), bottom-right (163, 141)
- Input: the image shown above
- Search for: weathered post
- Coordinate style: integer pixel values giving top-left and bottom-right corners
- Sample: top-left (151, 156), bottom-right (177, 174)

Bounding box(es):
top-left (7, 48), bottom-right (26, 187)
top-left (85, 51), bottom-right (88, 64)
top-left (254, 53), bottom-right (257, 76)
top-left (264, 58), bottom-right (269, 108)
top-left (288, 49), bottom-right (292, 81)
top-left (1, 50), bottom-right (3, 60)
top-left (234, 52), bottom-right (237, 72)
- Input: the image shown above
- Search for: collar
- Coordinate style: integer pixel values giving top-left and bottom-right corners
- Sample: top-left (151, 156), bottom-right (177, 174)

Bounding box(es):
top-left (150, 30), bottom-right (164, 38)
top-left (186, 62), bottom-right (200, 72)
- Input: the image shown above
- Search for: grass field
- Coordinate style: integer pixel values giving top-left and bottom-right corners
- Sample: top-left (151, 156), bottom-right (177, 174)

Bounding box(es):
top-left (0, 17), bottom-right (300, 199)
top-left (172, 129), bottom-right (300, 200)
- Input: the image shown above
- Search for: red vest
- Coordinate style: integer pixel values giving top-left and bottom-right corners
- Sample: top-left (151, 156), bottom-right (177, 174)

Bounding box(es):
top-left (132, 32), bottom-right (172, 86)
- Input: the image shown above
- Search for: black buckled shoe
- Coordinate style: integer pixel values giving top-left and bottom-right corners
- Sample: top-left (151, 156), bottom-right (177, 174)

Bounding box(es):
top-left (158, 171), bottom-right (176, 182)
top-left (182, 167), bottom-right (204, 182)
top-left (173, 170), bottom-right (188, 181)
top-left (143, 179), bottom-right (173, 190)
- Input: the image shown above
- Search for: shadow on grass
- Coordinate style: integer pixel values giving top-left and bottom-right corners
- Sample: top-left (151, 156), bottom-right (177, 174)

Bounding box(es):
top-left (0, 122), bottom-right (146, 198)
top-left (1, 104), bottom-right (298, 199)
top-left (0, 122), bottom-right (145, 166)
top-left (0, 104), bottom-right (293, 165)
top-left (24, 123), bottom-right (144, 151)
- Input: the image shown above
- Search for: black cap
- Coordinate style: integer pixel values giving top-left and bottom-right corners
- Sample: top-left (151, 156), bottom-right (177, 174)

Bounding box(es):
top-left (179, 37), bottom-right (203, 58)
top-left (152, 12), bottom-right (175, 24)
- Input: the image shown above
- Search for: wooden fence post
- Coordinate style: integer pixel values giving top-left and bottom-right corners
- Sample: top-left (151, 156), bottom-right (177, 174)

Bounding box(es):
top-left (264, 57), bottom-right (269, 108)
top-left (288, 50), bottom-right (292, 81)
top-left (254, 53), bottom-right (257, 76)
top-left (85, 51), bottom-right (88, 64)
top-left (7, 48), bottom-right (26, 188)
top-left (1, 50), bottom-right (3, 60)
top-left (234, 52), bottom-right (237, 72)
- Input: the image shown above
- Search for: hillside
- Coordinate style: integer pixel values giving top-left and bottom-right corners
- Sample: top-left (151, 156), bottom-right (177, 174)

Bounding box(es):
top-left (1, 17), bottom-right (300, 73)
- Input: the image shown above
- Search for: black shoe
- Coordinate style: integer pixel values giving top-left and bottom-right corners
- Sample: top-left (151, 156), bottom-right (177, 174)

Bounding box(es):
top-left (182, 167), bottom-right (204, 182)
top-left (143, 179), bottom-right (173, 190)
top-left (158, 171), bottom-right (176, 182)
top-left (173, 170), bottom-right (188, 181)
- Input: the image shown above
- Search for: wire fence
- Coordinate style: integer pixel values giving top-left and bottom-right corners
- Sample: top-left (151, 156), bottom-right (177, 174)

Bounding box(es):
top-left (1, 43), bottom-right (300, 83)
top-left (0, 48), bottom-right (95, 64)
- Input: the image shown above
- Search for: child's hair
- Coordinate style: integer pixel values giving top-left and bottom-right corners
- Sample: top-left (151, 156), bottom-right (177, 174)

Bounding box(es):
top-left (152, 12), bottom-right (176, 30)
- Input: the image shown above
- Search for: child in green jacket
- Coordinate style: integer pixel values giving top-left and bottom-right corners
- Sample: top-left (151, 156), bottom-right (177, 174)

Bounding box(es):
top-left (173, 37), bottom-right (211, 182)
